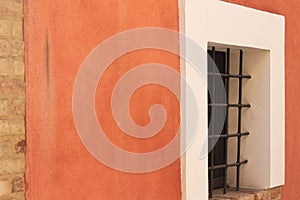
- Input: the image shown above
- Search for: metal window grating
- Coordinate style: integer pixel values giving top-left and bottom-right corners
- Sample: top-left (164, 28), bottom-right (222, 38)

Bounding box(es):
top-left (207, 47), bottom-right (251, 198)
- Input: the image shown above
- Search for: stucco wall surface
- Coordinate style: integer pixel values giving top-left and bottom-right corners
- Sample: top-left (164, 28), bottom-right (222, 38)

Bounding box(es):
top-left (24, 0), bottom-right (181, 199)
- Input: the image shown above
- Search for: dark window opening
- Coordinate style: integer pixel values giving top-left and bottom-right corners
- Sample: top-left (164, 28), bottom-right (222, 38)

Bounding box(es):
top-left (207, 47), bottom-right (251, 198)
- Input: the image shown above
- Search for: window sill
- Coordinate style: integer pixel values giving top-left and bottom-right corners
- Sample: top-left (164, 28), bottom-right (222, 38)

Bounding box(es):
top-left (210, 187), bottom-right (281, 200)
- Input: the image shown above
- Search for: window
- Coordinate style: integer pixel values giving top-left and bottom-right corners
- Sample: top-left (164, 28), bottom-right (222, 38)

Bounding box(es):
top-left (207, 47), bottom-right (251, 197)
top-left (182, 1), bottom-right (284, 199)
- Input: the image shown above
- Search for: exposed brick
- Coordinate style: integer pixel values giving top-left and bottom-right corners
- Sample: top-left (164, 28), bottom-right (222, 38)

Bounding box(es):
top-left (0, 120), bottom-right (24, 136)
top-left (11, 99), bottom-right (24, 116)
top-left (0, 0), bottom-right (24, 199)
top-left (11, 21), bottom-right (22, 40)
top-left (0, 179), bottom-right (10, 197)
top-left (11, 176), bottom-right (24, 193)
top-left (0, 139), bottom-right (10, 158)
top-left (7, 197), bottom-right (24, 200)
top-left (0, 0), bottom-right (23, 19)
top-left (0, 158), bottom-right (25, 175)
top-left (12, 60), bottom-right (23, 76)
top-left (269, 188), bottom-right (281, 199)
top-left (0, 39), bottom-right (10, 57)
top-left (254, 191), bottom-right (271, 200)
top-left (0, 197), bottom-right (13, 200)
top-left (0, 136), bottom-right (25, 158)
top-left (0, 100), bottom-right (9, 116)
top-left (10, 40), bottom-right (23, 57)
top-left (0, 19), bottom-right (11, 37)
top-left (211, 188), bottom-right (281, 200)
top-left (0, 40), bottom-right (23, 57)
top-left (0, 59), bottom-right (10, 76)
top-left (0, 79), bottom-right (24, 97)
top-left (14, 139), bottom-right (25, 154)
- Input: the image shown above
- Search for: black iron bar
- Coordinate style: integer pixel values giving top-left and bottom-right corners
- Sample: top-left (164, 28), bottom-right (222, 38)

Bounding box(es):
top-left (208, 132), bottom-right (249, 138)
top-left (223, 48), bottom-right (230, 194)
top-left (208, 160), bottom-right (248, 170)
top-left (236, 50), bottom-right (243, 191)
top-left (208, 72), bottom-right (251, 79)
top-left (208, 47), bottom-right (251, 197)
top-left (209, 46), bottom-right (216, 198)
top-left (208, 103), bottom-right (250, 108)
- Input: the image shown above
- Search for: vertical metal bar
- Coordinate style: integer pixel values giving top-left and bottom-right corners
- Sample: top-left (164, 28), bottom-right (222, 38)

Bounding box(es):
top-left (223, 48), bottom-right (230, 194)
top-left (209, 46), bottom-right (216, 198)
top-left (236, 49), bottom-right (243, 191)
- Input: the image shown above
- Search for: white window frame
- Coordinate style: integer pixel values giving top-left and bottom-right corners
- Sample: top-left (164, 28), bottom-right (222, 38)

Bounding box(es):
top-left (180, 0), bottom-right (285, 199)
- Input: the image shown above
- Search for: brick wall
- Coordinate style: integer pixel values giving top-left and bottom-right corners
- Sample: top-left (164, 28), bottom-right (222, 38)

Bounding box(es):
top-left (0, 0), bottom-right (25, 199)
top-left (211, 187), bottom-right (281, 200)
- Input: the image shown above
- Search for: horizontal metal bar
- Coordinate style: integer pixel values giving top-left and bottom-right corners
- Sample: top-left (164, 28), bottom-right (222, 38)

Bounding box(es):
top-left (208, 72), bottom-right (251, 79)
top-left (208, 132), bottom-right (250, 138)
top-left (208, 103), bottom-right (251, 108)
top-left (208, 160), bottom-right (248, 170)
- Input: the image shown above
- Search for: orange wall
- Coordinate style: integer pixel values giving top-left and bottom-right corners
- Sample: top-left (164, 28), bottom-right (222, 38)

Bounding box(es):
top-left (25, 0), bottom-right (300, 199)
top-left (24, 0), bottom-right (181, 199)
top-left (222, 0), bottom-right (300, 199)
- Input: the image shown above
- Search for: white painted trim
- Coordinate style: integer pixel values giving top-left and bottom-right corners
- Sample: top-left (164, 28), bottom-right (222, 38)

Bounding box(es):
top-left (181, 0), bottom-right (285, 199)
top-left (179, 0), bottom-right (187, 199)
